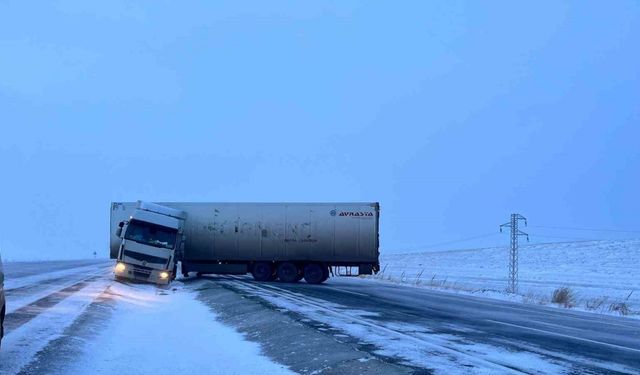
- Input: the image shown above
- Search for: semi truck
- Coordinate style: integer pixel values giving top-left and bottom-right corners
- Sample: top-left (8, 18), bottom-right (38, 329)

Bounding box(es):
top-left (110, 202), bottom-right (380, 284)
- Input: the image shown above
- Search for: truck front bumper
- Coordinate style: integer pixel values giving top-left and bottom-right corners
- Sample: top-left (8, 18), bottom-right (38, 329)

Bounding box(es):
top-left (114, 262), bottom-right (171, 285)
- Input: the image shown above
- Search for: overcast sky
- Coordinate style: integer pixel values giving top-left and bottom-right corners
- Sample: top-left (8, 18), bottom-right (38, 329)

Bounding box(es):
top-left (1, 1), bottom-right (639, 260)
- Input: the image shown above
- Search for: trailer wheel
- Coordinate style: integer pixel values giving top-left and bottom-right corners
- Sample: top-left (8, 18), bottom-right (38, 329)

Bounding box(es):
top-left (304, 263), bottom-right (325, 284)
top-left (321, 266), bottom-right (329, 282)
top-left (277, 262), bottom-right (300, 283)
top-left (252, 262), bottom-right (273, 282)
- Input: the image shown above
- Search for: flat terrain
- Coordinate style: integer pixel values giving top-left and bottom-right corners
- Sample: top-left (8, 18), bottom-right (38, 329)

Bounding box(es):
top-left (1, 260), bottom-right (639, 374)
top-left (377, 240), bottom-right (640, 314)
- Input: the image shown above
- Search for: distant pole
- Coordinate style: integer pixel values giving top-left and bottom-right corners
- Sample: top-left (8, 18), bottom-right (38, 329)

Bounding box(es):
top-left (500, 214), bottom-right (529, 293)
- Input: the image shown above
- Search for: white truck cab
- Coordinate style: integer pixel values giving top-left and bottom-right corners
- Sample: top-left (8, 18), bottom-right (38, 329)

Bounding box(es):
top-left (113, 201), bottom-right (186, 284)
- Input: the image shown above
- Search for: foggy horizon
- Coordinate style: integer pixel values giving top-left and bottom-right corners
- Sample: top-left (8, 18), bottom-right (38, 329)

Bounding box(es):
top-left (1, 1), bottom-right (639, 261)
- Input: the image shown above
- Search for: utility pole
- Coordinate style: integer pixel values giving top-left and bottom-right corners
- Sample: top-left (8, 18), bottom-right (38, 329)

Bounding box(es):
top-left (500, 214), bottom-right (529, 293)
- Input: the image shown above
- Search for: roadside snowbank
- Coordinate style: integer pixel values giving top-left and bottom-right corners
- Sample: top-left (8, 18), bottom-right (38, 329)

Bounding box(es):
top-left (62, 282), bottom-right (293, 375)
top-left (374, 240), bottom-right (640, 317)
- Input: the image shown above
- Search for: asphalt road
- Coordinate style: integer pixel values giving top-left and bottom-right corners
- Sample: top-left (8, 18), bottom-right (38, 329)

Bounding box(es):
top-left (203, 275), bottom-right (640, 374)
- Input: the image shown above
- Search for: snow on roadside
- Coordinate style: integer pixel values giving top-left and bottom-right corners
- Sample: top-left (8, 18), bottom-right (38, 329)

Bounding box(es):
top-left (373, 240), bottom-right (640, 317)
top-left (61, 282), bottom-right (294, 375)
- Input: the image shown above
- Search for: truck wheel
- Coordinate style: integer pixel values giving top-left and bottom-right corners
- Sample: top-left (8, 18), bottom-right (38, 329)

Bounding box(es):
top-left (277, 262), bottom-right (300, 283)
top-left (321, 266), bottom-right (329, 282)
top-left (252, 262), bottom-right (273, 282)
top-left (304, 263), bottom-right (325, 284)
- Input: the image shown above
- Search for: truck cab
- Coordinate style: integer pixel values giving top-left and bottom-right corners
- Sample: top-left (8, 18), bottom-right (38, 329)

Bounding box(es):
top-left (113, 201), bottom-right (186, 284)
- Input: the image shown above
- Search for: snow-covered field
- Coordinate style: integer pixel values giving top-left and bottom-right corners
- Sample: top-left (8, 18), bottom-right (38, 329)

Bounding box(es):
top-left (374, 240), bottom-right (640, 316)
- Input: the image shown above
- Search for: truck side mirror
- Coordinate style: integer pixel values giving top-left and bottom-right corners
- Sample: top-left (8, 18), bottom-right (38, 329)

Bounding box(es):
top-left (115, 221), bottom-right (125, 238)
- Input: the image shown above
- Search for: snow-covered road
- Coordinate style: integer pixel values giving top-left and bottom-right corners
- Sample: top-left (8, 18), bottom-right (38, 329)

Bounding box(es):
top-left (0, 260), bottom-right (292, 375)
top-left (200, 275), bottom-right (640, 374)
top-left (1, 260), bottom-right (639, 374)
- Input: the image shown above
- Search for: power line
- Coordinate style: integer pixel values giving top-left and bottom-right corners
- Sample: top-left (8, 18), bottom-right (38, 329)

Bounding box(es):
top-left (529, 225), bottom-right (640, 234)
top-left (420, 232), bottom-right (500, 250)
top-left (528, 233), bottom-right (599, 241)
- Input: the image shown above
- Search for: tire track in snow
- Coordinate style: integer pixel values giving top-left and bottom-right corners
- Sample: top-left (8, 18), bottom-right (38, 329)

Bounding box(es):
top-left (219, 276), bottom-right (536, 375)
top-left (14, 285), bottom-right (118, 375)
top-left (4, 275), bottom-right (101, 334)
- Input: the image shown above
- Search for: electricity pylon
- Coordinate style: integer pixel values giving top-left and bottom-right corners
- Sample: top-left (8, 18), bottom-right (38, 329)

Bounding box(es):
top-left (500, 214), bottom-right (529, 293)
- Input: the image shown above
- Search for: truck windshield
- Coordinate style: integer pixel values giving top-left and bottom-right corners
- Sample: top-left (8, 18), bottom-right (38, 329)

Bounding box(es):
top-left (124, 220), bottom-right (178, 249)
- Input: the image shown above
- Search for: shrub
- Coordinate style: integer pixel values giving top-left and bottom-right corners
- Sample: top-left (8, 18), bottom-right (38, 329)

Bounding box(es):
top-left (609, 302), bottom-right (630, 316)
top-left (585, 296), bottom-right (608, 311)
top-left (552, 287), bottom-right (575, 307)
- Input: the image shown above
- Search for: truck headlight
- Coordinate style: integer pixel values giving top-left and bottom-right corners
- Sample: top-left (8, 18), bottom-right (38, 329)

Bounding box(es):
top-left (115, 262), bottom-right (126, 272)
top-left (159, 271), bottom-right (169, 279)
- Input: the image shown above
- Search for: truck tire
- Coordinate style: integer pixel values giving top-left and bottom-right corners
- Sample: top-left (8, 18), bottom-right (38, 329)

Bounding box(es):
top-left (252, 262), bottom-right (273, 282)
top-left (277, 262), bottom-right (300, 283)
top-left (304, 263), bottom-right (325, 284)
top-left (321, 266), bottom-right (329, 282)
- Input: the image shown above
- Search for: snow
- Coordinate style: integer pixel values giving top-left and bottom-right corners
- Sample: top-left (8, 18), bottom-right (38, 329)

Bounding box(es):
top-left (374, 240), bottom-right (640, 316)
top-left (4, 262), bottom-right (111, 291)
top-left (61, 282), bottom-right (294, 375)
top-left (5, 263), bottom-right (113, 314)
top-left (227, 280), bottom-right (565, 374)
top-left (0, 277), bottom-right (112, 374)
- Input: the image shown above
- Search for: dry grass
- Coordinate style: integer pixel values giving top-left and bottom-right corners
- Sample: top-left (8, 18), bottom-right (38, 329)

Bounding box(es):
top-left (585, 296), bottom-right (608, 311)
top-left (609, 302), bottom-right (630, 316)
top-left (552, 287), bottom-right (575, 307)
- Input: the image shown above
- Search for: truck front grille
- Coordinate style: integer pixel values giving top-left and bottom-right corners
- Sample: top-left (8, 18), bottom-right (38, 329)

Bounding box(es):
top-left (132, 265), bottom-right (153, 279)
